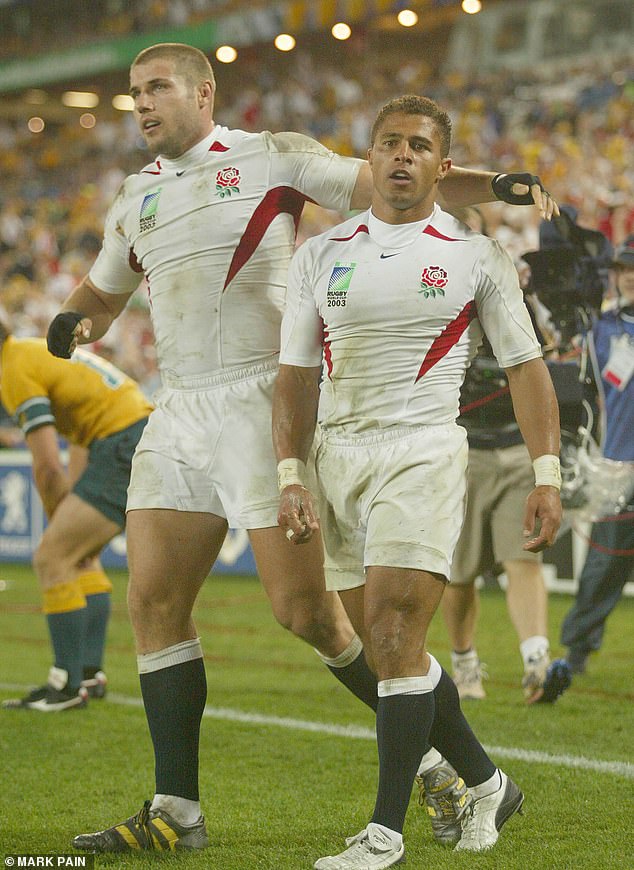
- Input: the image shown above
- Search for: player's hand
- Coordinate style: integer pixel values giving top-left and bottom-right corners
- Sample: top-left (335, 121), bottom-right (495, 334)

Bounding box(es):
top-left (491, 172), bottom-right (560, 220)
top-left (278, 484), bottom-right (319, 545)
top-left (522, 486), bottom-right (562, 552)
top-left (47, 312), bottom-right (92, 358)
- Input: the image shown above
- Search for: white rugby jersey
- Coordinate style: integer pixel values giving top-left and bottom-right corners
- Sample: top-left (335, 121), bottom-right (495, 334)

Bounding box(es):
top-left (280, 205), bottom-right (542, 432)
top-left (89, 127), bottom-right (363, 380)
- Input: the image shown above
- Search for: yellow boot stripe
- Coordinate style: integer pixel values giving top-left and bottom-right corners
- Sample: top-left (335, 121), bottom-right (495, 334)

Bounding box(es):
top-left (152, 817), bottom-right (179, 850)
top-left (115, 824), bottom-right (143, 850)
top-left (78, 569), bottom-right (113, 596)
top-left (42, 581), bottom-right (86, 614)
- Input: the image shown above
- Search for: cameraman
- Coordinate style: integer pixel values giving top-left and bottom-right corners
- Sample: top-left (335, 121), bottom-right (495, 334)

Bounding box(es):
top-left (561, 235), bottom-right (634, 674)
top-left (441, 206), bottom-right (571, 704)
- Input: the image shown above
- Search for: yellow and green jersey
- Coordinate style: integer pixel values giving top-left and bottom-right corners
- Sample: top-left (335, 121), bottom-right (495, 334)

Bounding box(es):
top-left (1, 336), bottom-right (153, 446)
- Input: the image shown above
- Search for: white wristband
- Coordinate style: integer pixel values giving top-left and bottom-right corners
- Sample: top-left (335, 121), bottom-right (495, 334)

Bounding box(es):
top-left (532, 454), bottom-right (561, 490)
top-left (277, 458), bottom-right (306, 493)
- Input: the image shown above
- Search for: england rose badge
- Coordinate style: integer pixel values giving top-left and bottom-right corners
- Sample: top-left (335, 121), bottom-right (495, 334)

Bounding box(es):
top-left (216, 167), bottom-right (241, 197)
top-left (419, 265), bottom-right (448, 298)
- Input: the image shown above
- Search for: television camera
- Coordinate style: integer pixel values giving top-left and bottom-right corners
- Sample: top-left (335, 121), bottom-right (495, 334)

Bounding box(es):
top-left (521, 207), bottom-right (613, 346)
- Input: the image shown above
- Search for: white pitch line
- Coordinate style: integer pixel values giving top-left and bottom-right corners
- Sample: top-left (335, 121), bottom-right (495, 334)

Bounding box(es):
top-left (107, 692), bottom-right (633, 780)
top-left (2, 682), bottom-right (631, 780)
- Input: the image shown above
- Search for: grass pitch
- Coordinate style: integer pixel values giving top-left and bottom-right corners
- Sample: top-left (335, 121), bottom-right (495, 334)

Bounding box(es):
top-left (0, 562), bottom-right (632, 868)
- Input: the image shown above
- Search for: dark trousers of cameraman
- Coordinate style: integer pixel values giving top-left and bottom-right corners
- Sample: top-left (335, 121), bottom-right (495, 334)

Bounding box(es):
top-left (561, 506), bottom-right (634, 671)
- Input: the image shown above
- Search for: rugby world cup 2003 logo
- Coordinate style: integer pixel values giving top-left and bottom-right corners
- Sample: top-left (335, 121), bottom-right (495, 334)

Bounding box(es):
top-left (216, 167), bottom-right (241, 197)
top-left (419, 265), bottom-right (448, 298)
top-left (327, 261), bottom-right (356, 307)
top-left (139, 188), bottom-right (162, 232)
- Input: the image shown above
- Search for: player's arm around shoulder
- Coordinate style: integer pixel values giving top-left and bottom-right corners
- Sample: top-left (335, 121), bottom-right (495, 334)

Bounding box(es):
top-left (267, 130), bottom-right (335, 156)
top-left (436, 168), bottom-right (559, 218)
top-left (505, 358), bottom-right (562, 552)
top-left (267, 130), bottom-right (365, 212)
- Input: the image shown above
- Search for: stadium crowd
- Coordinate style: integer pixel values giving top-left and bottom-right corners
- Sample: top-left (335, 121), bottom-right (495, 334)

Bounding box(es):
top-left (1, 44), bottom-right (632, 396)
top-left (0, 0), bottom-right (231, 59)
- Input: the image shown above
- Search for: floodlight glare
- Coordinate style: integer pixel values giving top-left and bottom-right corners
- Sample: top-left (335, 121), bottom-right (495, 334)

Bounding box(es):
top-left (332, 23), bottom-right (352, 40)
top-left (398, 10), bottom-right (419, 27)
top-left (113, 94), bottom-right (135, 111)
top-left (216, 45), bottom-right (238, 63)
top-left (62, 91), bottom-right (100, 108)
top-left (274, 33), bottom-right (296, 51)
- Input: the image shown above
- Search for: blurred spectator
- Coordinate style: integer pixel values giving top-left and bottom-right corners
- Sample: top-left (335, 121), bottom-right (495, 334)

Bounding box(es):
top-left (0, 41), bottom-right (632, 393)
top-left (561, 234), bottom-right (634, 675)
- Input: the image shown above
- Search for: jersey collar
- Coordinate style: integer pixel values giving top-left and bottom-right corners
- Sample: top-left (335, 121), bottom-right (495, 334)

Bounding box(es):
top-left (159, 127), bottom-right (221, 174)
top-left (367, 204), bottom-right (438, 249)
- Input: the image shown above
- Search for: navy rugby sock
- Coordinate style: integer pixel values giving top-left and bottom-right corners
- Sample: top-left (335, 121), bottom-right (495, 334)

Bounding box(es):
top-left (320, 639), bottom-right (434, 763)
top-left (139, 642), bottom-right (207, 801)
top-left (428, 666), bottom-right (495, 787)
top-left (372, 685), bottom-right (435, 834)
top-left (321, 640), bottom-right (380, 711)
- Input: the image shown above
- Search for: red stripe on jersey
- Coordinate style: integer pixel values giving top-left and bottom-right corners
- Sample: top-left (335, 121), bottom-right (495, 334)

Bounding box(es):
top-left (223, 186), bottom-right (310, 290)
top-left (321, 322), bottom-right (333, 378)
top-left (423, 224), bottom-right (462, 242)
top-left (415, 300), bottom-right (477, 382)
top-left (329, 224), bottom-right (369, 242)
top-left (210, 141), bottom-right (229, 152)
top-left (141, 159), bottom-right (162, 176)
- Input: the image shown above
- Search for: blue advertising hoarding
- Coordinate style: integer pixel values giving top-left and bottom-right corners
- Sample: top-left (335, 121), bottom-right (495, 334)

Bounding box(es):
top-left (0, 450), bottom-right (257, 574)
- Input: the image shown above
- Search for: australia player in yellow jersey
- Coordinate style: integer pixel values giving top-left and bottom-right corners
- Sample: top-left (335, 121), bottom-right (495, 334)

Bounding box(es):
top-left (0, 316), bottom-right (152, 711)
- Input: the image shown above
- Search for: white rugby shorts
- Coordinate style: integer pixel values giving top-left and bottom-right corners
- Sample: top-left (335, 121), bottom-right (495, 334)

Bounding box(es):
top-left (126, 359), bottom-right (280, 529)
top-left (315, 423), bottom-right (468, 591)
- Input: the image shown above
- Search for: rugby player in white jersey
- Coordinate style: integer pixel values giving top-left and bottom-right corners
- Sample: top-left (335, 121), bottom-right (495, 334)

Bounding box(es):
top-left (46, 43), bottom-right (557, 854)
top-left (274, 95), bottom-right (562, 866)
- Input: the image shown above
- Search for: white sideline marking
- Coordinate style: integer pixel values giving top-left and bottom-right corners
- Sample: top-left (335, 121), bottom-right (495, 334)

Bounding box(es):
top-left (110, 692), bottom-right (632, 779)
top-left (2, 682), bottom-right (632, 780)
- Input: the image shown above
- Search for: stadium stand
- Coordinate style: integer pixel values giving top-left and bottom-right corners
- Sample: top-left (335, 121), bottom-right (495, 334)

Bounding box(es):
top-left (0, 1), bottom-right (632, 388)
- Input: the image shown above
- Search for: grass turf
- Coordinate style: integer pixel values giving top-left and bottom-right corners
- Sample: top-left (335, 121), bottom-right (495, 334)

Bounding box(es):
top-left (0, 563), bottom-right (632, 868)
